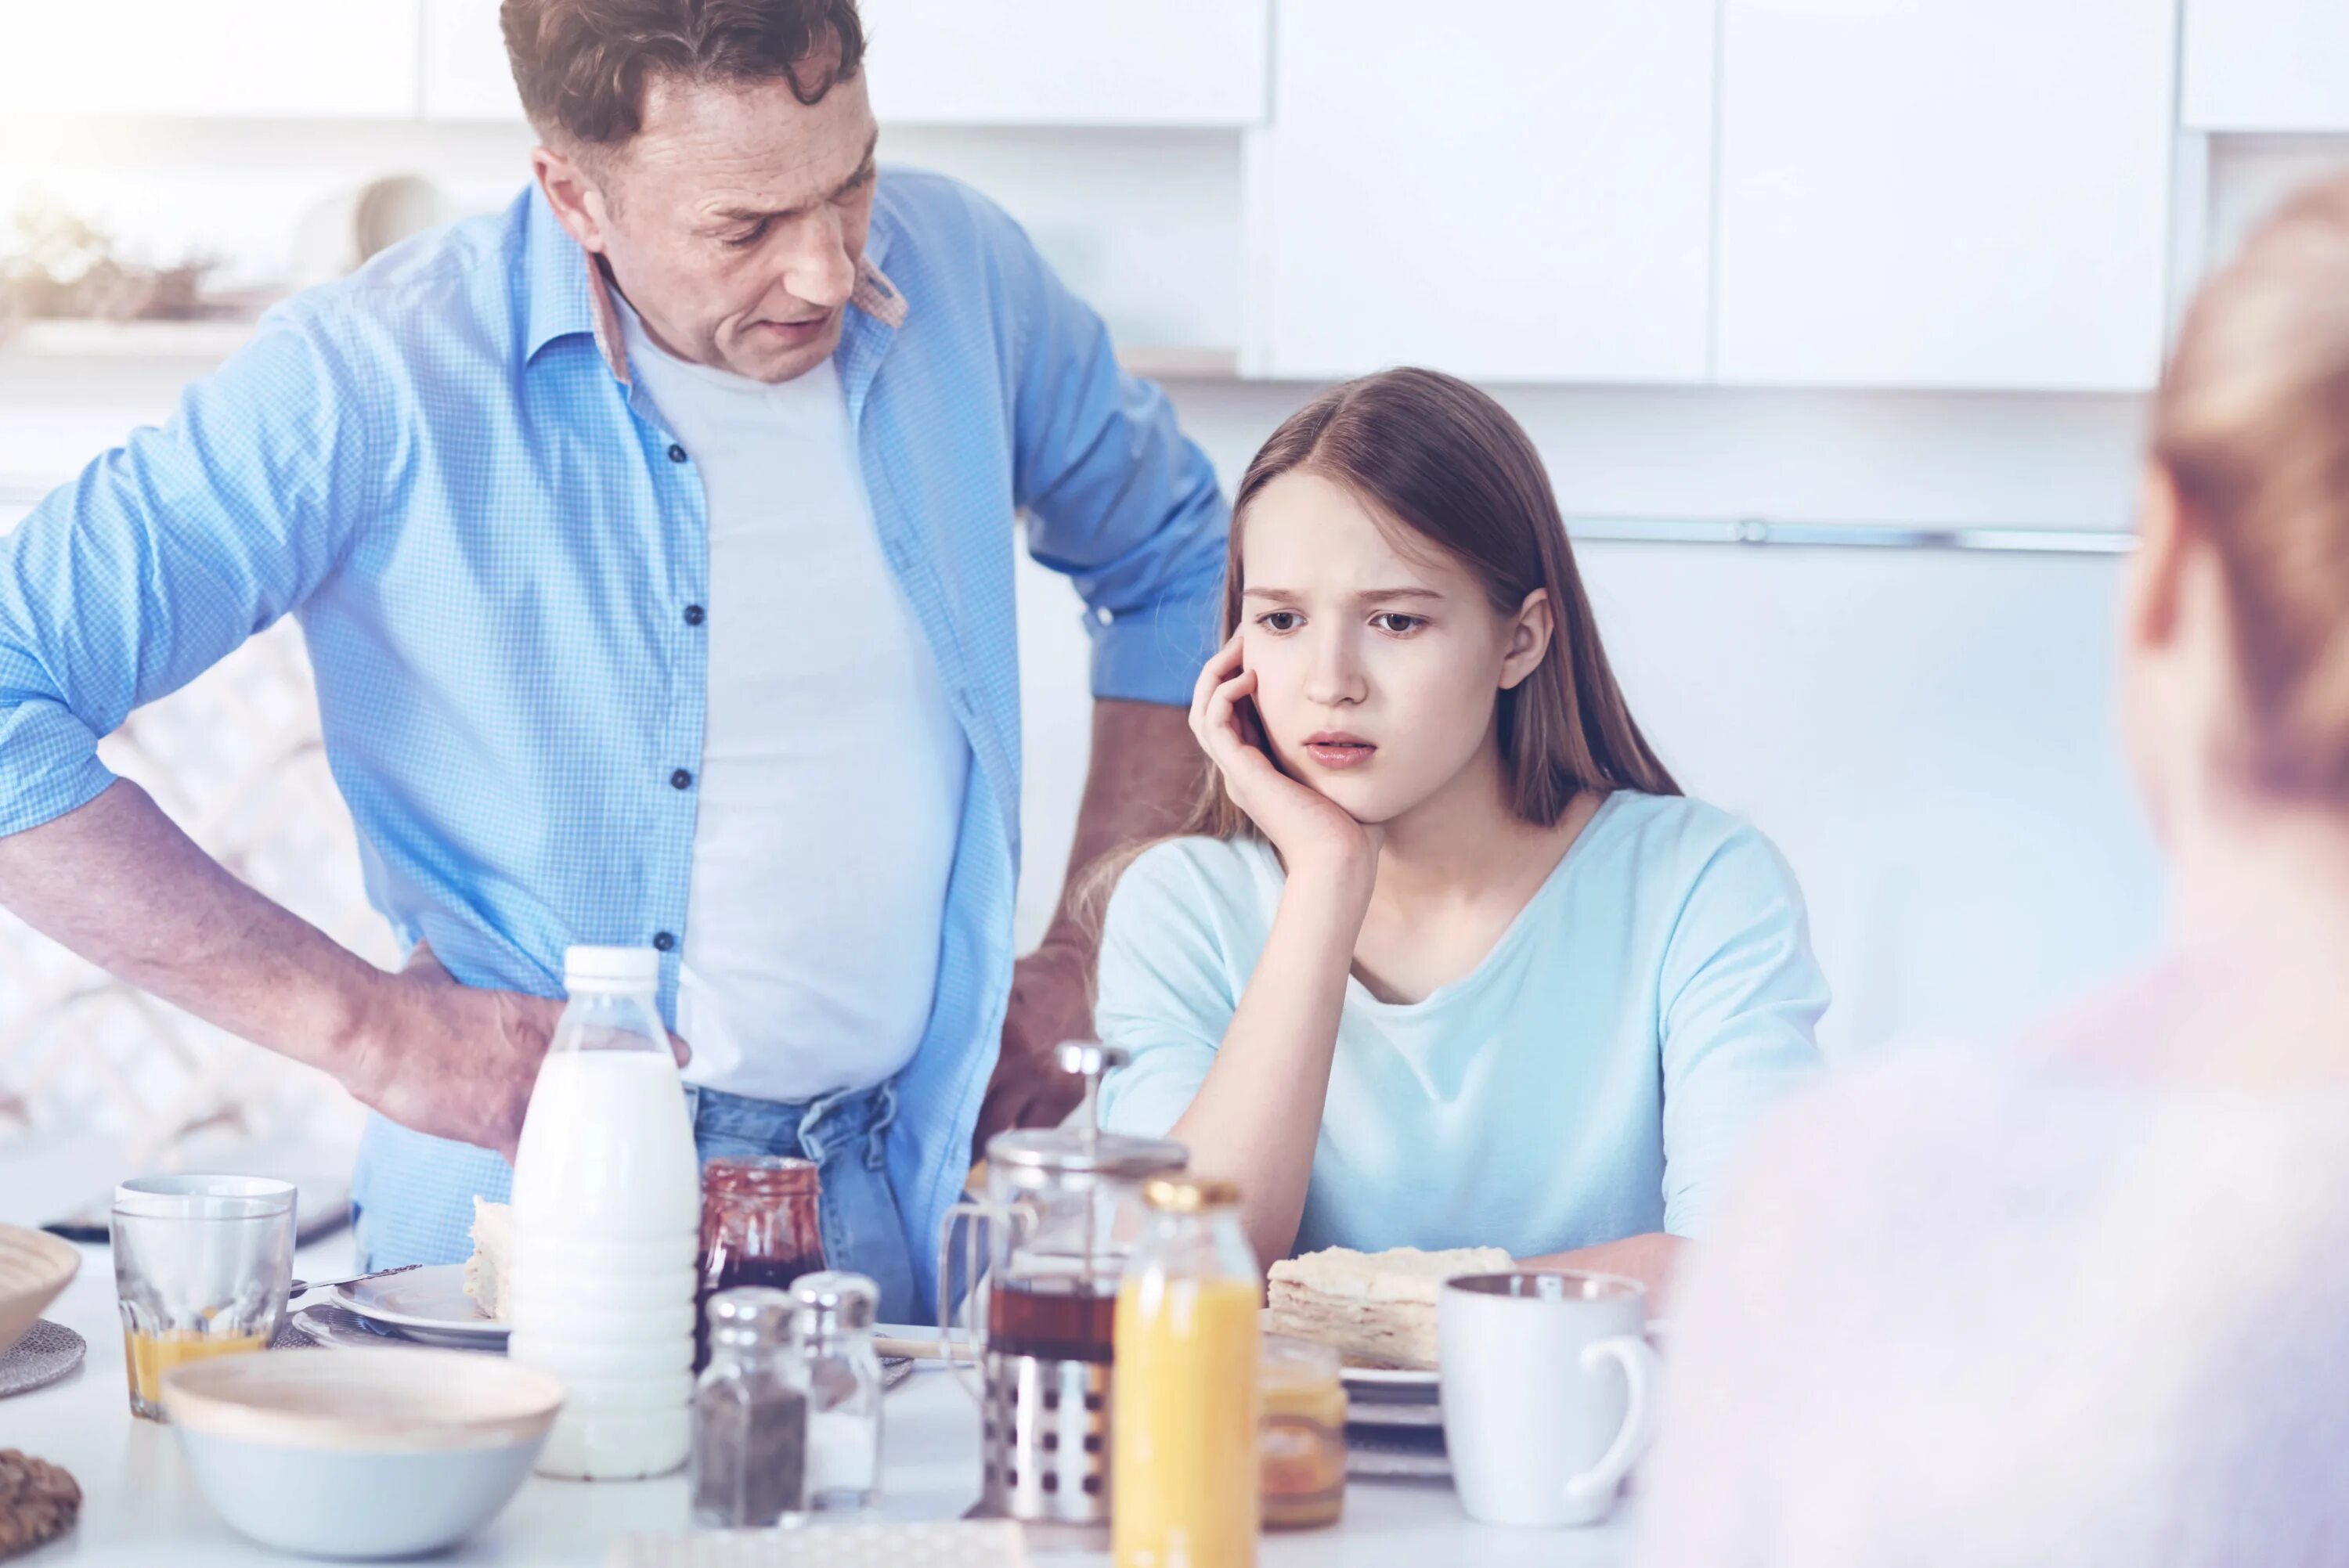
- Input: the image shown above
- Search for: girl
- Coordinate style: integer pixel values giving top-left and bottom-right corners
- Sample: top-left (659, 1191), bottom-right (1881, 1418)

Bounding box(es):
top-left (1093, 367), bottom-right (1828, 1297)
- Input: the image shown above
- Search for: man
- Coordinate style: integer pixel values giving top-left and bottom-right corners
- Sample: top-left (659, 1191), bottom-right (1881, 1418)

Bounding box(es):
top-left (0, 0), bottom-right (1221, 1321)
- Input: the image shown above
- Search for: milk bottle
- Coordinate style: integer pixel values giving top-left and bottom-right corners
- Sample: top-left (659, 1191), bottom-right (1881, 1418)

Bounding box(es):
top-left (507, 946), bottom-right (702, 1479)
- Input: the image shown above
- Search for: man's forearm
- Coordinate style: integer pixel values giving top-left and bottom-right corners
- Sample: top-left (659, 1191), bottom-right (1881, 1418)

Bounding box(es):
top-left (0, 778), bottom-right (380, 1077)
top-left (1037, 697), bottom-right (1207, 959)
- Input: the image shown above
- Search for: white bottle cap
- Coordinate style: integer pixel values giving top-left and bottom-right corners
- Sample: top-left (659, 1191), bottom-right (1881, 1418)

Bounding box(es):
top-left (563, 945), bottom-right (661, 991)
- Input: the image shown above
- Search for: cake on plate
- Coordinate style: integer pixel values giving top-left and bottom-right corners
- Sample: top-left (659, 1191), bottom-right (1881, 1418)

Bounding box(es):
top-left (1266, 1245), bottom-right (1514, 1369)
top-left (462, 1197), bottom-right (514, 1323)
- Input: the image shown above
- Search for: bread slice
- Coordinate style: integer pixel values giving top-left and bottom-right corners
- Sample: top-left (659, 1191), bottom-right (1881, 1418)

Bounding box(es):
top-left (462, 1197), bottom-right (514, 1323)
top-left (1266, 1245), bottom-right (1514, 1368)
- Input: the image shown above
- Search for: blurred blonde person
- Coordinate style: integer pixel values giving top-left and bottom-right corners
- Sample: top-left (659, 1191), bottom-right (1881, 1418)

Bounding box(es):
top-left (1636, 174), bottom-right (2349, 1566)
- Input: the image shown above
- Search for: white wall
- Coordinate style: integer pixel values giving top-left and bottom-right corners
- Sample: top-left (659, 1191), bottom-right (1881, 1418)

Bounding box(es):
top-left (4, 119), bottom-right (2346, 1061)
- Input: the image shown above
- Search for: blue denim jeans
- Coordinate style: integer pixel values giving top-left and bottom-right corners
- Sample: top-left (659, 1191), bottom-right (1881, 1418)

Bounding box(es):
top-left (686, 1080), bottom-right (918, 1325)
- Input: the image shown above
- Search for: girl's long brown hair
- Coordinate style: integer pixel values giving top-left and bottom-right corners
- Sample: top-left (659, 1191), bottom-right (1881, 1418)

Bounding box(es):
top-left (1081, 369), bottom-right (1679, 948)
top-left (1186, 366), bottom-right (1678, 845)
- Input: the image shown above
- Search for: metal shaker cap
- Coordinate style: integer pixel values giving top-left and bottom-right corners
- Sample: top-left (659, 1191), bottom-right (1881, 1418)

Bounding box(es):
top-left (705, 1285), bottom-right (793, 1346)
top-left (788, 1271), bottom-right (879, 1338)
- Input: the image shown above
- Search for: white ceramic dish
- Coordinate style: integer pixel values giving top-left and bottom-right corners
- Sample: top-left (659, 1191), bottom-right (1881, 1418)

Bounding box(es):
top-left (333, 1263), bottom-right (507, 1350)
top-left (163, 1346), bottom-right (561, 1559)
top-left (1342, 1361), bottom-right (1439, 1391)
top-left (287, 1303), bottom-right (409, 1351)
top-left (0, 1224), bottom-right (80, 1356)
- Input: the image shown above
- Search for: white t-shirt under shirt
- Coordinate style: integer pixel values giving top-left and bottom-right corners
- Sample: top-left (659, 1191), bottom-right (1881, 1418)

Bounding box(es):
top-left (618, 296), bottom-right (969, 1103)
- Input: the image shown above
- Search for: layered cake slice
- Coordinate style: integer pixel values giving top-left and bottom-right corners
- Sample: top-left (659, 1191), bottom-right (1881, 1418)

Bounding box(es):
top-left (462, 1196), bottom-right (514, 1322)
top-left (1266, 1245), bottom-right (1514, 1369)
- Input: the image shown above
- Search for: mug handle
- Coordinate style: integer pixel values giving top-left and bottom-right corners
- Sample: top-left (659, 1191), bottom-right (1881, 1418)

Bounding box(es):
top-left (1564, 1333), bottom-right (1663, 1505)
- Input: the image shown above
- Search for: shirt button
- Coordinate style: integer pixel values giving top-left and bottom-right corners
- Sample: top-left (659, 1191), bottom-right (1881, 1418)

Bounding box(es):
top-left (653, 931), bottom-right (676, 953)
top-left (667, 443), bottom-right (688, 464)
top-left (670, 768), bottom-right (694, 790)
top-left (684, 604), bottom-right (705, 626)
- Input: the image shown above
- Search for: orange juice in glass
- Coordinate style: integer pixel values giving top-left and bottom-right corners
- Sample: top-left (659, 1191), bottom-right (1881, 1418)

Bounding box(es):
top-left (1113, 1177), bottom-right (1261, 1568)
top-left (110, 1176), bottom-right (295, 1420)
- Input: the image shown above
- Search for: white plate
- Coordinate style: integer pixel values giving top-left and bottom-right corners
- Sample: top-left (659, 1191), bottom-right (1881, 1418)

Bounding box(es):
top-left (1342, 1362), bottom-right (1438, 1393)
top-left (331, 1264), bottom-right (507, 1350)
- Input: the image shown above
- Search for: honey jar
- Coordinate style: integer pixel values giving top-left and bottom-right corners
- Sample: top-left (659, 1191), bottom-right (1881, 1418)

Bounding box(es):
top-left (1259, 1335), bottom-right (1347, 1530)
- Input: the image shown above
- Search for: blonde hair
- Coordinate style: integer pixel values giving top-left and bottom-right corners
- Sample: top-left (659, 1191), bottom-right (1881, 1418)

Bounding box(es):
top-left (2154, 174), bottom-right (2349, 799)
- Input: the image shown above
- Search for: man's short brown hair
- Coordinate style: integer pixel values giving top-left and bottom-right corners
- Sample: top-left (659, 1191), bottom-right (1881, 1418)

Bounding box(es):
top-left (502, 0), bottom-right (866, 149)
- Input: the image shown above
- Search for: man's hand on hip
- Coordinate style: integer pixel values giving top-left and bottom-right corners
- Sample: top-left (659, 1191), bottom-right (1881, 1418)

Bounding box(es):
top-left (344, 942), bottom-right (691, 1162)
top-left (343, 943), bottom-right (565, 1162)
top-left (976, 941), bottom-right (1093, 1148)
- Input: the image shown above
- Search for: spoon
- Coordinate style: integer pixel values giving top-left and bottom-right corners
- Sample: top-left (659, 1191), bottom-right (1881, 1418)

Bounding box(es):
top-left (289, 1262), bottom-right (423, 1298)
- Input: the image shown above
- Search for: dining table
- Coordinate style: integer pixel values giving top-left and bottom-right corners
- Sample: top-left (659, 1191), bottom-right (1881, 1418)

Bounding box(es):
top-left (2, 1139), bottom-right (1638, 1566)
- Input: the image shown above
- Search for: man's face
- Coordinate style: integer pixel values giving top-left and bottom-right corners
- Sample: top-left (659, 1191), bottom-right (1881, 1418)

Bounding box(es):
top-left (542, 63), bottom-right (879, 384)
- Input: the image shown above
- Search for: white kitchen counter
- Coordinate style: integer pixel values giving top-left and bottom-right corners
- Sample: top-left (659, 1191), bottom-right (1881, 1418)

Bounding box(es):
top-left (2, 1153), bottom-right (1636, 1567)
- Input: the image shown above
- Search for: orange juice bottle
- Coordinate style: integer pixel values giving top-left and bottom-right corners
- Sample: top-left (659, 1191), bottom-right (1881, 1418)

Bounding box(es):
top-left (1113, 1177), bottom-right (1261, 1568)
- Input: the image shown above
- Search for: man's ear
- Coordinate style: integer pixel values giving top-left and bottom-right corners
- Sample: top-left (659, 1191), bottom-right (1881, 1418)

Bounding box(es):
top-left (531, 143), bottom-right (612, 256)
top-left (1499, 587), bottom-right (1554, 692)
top-left (2127, 464), bottom-right (2190, 659)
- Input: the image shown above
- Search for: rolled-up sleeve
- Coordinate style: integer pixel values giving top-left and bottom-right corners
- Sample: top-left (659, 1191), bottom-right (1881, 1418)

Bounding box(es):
top-left (1656, 824), bottom-right (1832, 1238)
top-left (0, 315), bottom-right (368, 836)
top-left (988, 204), bottom-right (1229, 708)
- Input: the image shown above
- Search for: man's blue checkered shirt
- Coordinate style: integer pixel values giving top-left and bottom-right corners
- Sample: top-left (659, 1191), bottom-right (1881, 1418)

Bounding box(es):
top-left (0, 171), bottom-right (1229, 1314)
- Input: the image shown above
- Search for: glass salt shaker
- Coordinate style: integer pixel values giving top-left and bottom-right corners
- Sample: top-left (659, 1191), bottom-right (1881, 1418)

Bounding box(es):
top-left (691, 1287), bottom-right (809, 1529)
top-left (788, 1271), bottom-right (884, 1512)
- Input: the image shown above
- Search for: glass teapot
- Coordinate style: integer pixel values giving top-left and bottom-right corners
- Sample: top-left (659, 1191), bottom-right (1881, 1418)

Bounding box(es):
top-left (937, 1043), bottom-right (1187, 1375)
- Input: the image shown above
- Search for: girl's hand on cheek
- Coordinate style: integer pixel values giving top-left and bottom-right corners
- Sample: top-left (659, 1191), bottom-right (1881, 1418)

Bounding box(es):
top-left (1189, 635), bottom-right (1381, 890)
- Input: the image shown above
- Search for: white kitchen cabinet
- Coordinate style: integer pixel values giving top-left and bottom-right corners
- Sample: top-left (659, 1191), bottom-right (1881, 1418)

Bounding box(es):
top-left (1715, 0), bottom-right (2178, 391)
top-left (1245, 0), bottom-right (1716, 383)
top-left (2184, 0), bottom-right (2349, 132)
top-left (858, 0), bottom-right (1268, 126)
top-left (0, 1), bottom-right (420, 118)
top-left (422, 0), bottom-right (522, 121)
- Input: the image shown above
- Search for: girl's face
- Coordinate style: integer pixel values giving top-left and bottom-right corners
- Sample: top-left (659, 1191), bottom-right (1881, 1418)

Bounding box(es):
top-left (1236, 470), bottom-right (1551, 827)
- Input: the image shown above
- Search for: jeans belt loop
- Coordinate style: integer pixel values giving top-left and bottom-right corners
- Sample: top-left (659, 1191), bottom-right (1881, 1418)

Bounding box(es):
top-left (866, 1081), bottom-right (899, 1170)
top-left (799, 1086), bottom-right (845, 1165)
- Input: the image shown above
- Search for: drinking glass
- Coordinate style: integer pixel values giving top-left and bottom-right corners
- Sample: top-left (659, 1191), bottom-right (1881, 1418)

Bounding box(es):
top-left (110, 1175), bottom-right (296, 1420)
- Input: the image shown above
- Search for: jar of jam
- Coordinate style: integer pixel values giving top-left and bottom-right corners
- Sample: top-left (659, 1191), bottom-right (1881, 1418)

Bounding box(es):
top-left (696, 1155), bottom-right (825, 1372)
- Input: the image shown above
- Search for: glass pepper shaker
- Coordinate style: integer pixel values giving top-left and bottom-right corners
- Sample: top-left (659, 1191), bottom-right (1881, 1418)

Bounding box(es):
top-left (788, 1271), bottom-right (884, 1512)
top-left (696, 1155), bottom-right (826, 1372)
top-left (690, 1286), bottom-right (809, 1530)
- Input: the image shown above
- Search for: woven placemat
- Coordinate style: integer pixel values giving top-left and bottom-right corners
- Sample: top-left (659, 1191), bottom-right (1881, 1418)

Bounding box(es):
top-left (269, 1316), bottom-right (325, 1351)
top-left (0, 1323), bottom-right (85, 1400)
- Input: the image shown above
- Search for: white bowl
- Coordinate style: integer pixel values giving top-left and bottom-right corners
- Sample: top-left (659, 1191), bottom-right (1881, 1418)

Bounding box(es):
top-left (0, 1224), bottom-right (79, 1354)
top-left (163, 1346), bottom-right (564, 1559)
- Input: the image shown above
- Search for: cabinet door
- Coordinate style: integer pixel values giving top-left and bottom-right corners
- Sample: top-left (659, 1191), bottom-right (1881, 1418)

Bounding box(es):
top-left (1716, 0), bottom-right (2178, 391)
top-left (0, 2), bottom-right (420, 118)
top-left (2184, 0), bottom-right (2349, 132)
top-left (857, 0), bottom-right (1268, 126)
top-left (1247, 0), bottom-right (1716, 383)
top-left (422, 0), bottom-right (521, 121)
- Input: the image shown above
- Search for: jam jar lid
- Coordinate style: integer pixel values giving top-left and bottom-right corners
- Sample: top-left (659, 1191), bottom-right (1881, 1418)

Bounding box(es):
top-left (983, 1126), bottom-right (1189, 1179)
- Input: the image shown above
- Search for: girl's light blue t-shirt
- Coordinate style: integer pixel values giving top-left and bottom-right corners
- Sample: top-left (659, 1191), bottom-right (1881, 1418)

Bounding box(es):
top-left (1095, 791), bottom-right (1830, 1256)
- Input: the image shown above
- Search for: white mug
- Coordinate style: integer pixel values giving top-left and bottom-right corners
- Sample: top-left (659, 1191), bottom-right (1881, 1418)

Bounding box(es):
top-left (1437, 1270), bottom-right (1662, 1527)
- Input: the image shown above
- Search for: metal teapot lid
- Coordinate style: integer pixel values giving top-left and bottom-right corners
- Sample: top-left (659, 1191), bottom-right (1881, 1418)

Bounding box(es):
top-left (983, 1042), bottom-right (1188, 1179)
